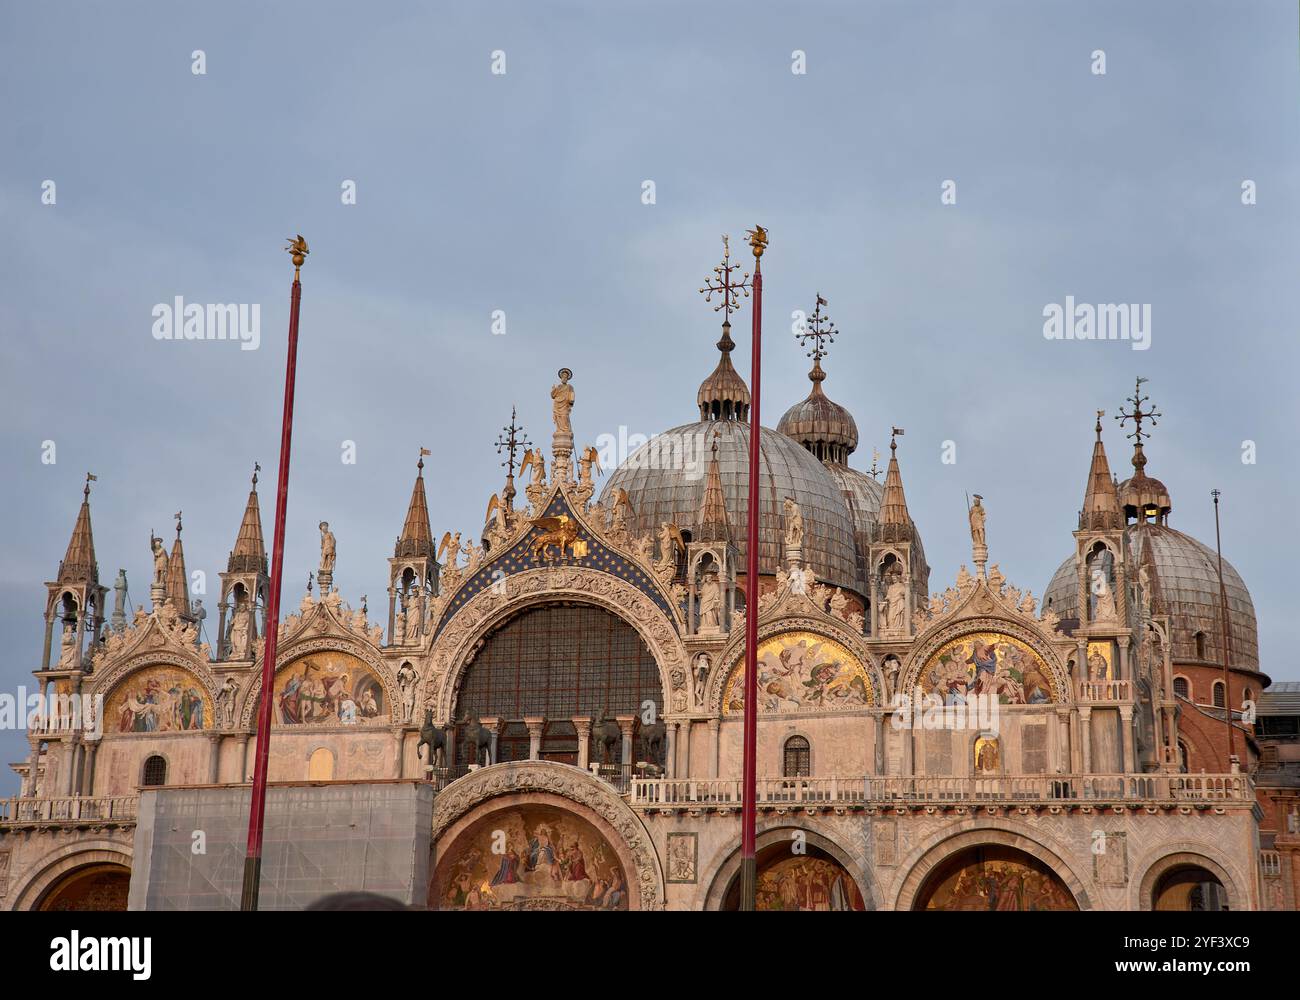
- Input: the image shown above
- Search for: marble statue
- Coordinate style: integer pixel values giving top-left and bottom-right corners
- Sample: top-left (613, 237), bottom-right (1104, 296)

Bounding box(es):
top-left (319, 521), bottom-right (336, 573)
top-left (885, 574), bottom-right (907, 632)
top-left (551, 368), bottom-right (575, 435)
top-left (1089, 547), bottom-right (1118, 621)
top-left (784, 498), bottom-right (804, 549)
top-left (968, 495), bottom-right (986, 548)
top-left (397, 661), bottom-right (418, 723)
top-left (698, 571), bottom-right (723, 630)
top-left (216, 676), bottom-right (240, 729)
top-left (694, 653), bottom-right (710, 707)
top-left (151, 534), bottom-right (170, 586)
top-left (228, 604), bottom-right (251, 658)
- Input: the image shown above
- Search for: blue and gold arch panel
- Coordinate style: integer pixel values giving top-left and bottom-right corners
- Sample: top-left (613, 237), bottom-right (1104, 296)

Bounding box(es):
top-left (435, 493), bottom-right (676, 639)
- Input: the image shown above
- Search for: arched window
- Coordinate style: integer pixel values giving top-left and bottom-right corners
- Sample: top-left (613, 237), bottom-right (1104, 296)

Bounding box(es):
top-left (141, 755), bottom-right (167, 787)
top-left (1173, 676), bottom-right (1189, 699)
top-left (783, 736), bottom-right (811, 777)
top-left (1213, 681), bottom-right (1226, 709)
top-left (455, 603), bottom-right (664, 766)
top-left (1195, 631), bottom-right (1207, 659)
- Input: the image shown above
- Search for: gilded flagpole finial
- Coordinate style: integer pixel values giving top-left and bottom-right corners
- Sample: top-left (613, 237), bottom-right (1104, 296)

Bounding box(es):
top-left (285, 234), bottom-right (310, 279)
top-left (746, 225), bottom-right (768, 260)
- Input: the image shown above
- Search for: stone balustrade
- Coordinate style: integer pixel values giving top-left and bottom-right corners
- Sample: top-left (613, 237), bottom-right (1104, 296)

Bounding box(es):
top-left (0, 795), bottom-right (138, 827)
top-left (1078, 679), bottom-right (1133, 702)
top-left (627, 772), bottom-right (1253, 809)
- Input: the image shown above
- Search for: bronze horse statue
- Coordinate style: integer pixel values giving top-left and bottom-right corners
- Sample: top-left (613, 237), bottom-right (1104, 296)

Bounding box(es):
top-left (457, 713), bottom-right (494, 767)
top-left (592, 713), bottom-right (622, 765)
top-left (416, 710), bottom-right (450, 769)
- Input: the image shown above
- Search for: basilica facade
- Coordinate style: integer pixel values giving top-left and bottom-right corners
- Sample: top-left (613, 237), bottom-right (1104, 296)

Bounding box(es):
top-left (1, 294), bottom-right (1285, 912)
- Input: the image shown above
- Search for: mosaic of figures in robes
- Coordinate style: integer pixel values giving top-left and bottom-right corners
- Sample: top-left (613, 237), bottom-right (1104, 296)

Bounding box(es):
top-left (106, 667), bottom-right (210, 732)
top-left (918, 851), bottom-right (1077, 911)
top-left (1086, 640), bottom-right (1114, 681)
top-left (723, 632), bottom-right (873, 714)
top-left (272, 652), bottom-right (386, 726)
top-left (437, 806), bottom-right (629, 911)
top-left (921, 632), bottom-right (1056, 705)
top-left (754, 856), bottom-right (865, 911)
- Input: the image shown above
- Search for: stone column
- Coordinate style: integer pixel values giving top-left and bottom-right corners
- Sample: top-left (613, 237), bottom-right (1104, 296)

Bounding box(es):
top-left (81, 740), bottom-right (99, 796)
top-left (524, 716), bottom-right (546, 761)
top-left (665, 723), bottom-right (677, 779)
top-left (237, 734), bottom-right (251, 782)
top-left (572, 716), bottom-right (592, 771)
top-left (41, 614), bottom-right (55, 671)
top-left (1116, 641), bottom-right (1129, 680)
top-left (1079, 706), bottom-right (1093, 773)
top-left (393, 727), bottom-right (406, 779)
top-left (681, 719), bottom-right (692, 778)
top-left (63, 737), bottom-right (79, 795)
top-left (1119, 705), bottom-right (1135, 774)
top-left (1053, 707), bottom-right (1070, 774)
top-left (616, 715), bottom-right (636, 767)
top-left (207, 734), bottom-right (221, 784)
top-left (708, 718), bottom-right (721, 779)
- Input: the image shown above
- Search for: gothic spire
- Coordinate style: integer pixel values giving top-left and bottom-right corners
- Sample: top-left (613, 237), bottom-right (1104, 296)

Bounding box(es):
top-left (1079, 411), bottom-right (1123, 531)
top-left (58, 473), bottom-right (99, 584)
top-left (228, 463), bottom-right (267, 574)
top-left (877, 429), bottom-right (914, 542)
top-left (167, 511), bottom-right (192, 612)
top-left (696, 430), bottom-right (731, 542)
top-left (395, 449), bottom-right (435, 559)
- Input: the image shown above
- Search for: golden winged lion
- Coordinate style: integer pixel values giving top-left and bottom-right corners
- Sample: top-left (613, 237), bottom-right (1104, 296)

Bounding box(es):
top-left (530, 516), bottom-right (580, 563)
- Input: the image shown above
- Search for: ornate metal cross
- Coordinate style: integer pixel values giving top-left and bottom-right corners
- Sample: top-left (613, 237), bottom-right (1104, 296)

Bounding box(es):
top-left (698, 235), bottom-right (752, 324)
top-left (495, 405), bottom-right (531, 479)
top-left (1117, 376), bottom-right (1161, 444)
top-left (798, 293), bottom-right (837, 362)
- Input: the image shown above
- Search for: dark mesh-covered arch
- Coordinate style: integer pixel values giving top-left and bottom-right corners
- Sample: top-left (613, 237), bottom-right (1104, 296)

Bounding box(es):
top-left (454, 603), bottom-right (664, 764)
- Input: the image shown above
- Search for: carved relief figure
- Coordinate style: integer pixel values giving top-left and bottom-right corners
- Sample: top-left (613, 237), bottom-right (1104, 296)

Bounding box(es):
top-left (697, 570), bottom-right (723, 631)
top-left (694, 653), bottom-right (710, 707)
top-left (216, 675), bottom-right (240, 728)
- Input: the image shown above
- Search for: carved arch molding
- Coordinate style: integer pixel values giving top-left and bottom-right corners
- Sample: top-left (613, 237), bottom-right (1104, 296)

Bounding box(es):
top-left (430, 760), bottom-right (665, 910)
top-left (426, 567), bottom-right (688, 724)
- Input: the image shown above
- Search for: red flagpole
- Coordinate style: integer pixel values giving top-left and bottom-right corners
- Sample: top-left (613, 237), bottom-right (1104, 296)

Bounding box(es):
top-left (740, 226), bottom-right (767, 910)
top-left (241, 237), bottom-right (308, 911)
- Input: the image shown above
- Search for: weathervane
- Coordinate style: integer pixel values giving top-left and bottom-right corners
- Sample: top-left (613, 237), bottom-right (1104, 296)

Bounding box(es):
top-left (495, 406), bottom-right (531, 480)
top-left (698, 235), bottom-right (753, 326)
top-left (1116, 376), bottom-right (1161, 445)
top-left (798, 293), bottom-right (837, 364)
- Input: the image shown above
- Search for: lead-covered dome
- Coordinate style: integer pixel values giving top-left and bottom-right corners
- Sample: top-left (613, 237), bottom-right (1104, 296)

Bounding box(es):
top-left (776, 359), bottom-right (859, 464)
top-left (1044, 524), bottom-right (1259, 672)
top-left (600, 420), bottom-right (861, 592)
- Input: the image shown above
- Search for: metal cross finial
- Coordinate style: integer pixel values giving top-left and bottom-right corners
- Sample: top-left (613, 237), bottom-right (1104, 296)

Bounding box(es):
top-left (495, 405), bottom-right (531, 479)
top-left (698, 235), bottom-right (752, 324)
top-left (798, 293), bottom-right (837, 363)
top-left (1116, 376), bottom-right (1161, 445)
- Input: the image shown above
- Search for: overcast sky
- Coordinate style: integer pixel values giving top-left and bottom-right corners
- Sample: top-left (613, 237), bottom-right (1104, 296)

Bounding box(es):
top-left (1, 0), bottom-right (1296, 789)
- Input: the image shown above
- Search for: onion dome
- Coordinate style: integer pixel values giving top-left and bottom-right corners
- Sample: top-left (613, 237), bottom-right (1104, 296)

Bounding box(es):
top-left (696, 320), bottom-right (750, 421)
top-left (777, 358), bottom-right (859, 464)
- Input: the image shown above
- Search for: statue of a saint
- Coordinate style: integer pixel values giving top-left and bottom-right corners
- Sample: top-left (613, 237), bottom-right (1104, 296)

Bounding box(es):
top-left (694, 653), bottom-right (710, 706)
top-left (783, 498), bottom-right (803, 549)
top-left (397, 661), bottom-right (418, 723)
top-left (228, 604), bottom-right (251, 658)
top-left (885, 574), bottom-right (907, 631)
top-left (319, 521), bottom-right (336, 573)
top-left (216, 676), bottom-right (240, 729)
top-left (1089, 547), bottom-right (1118, 621)
top-left (698, 571), bottom-right (723, 630)
top-left (151, 534), bottom-right (170, 586)
top-left (968, 495), bottom-right (986, 549)
top-left (551, 368), bottom-right (575, 436)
